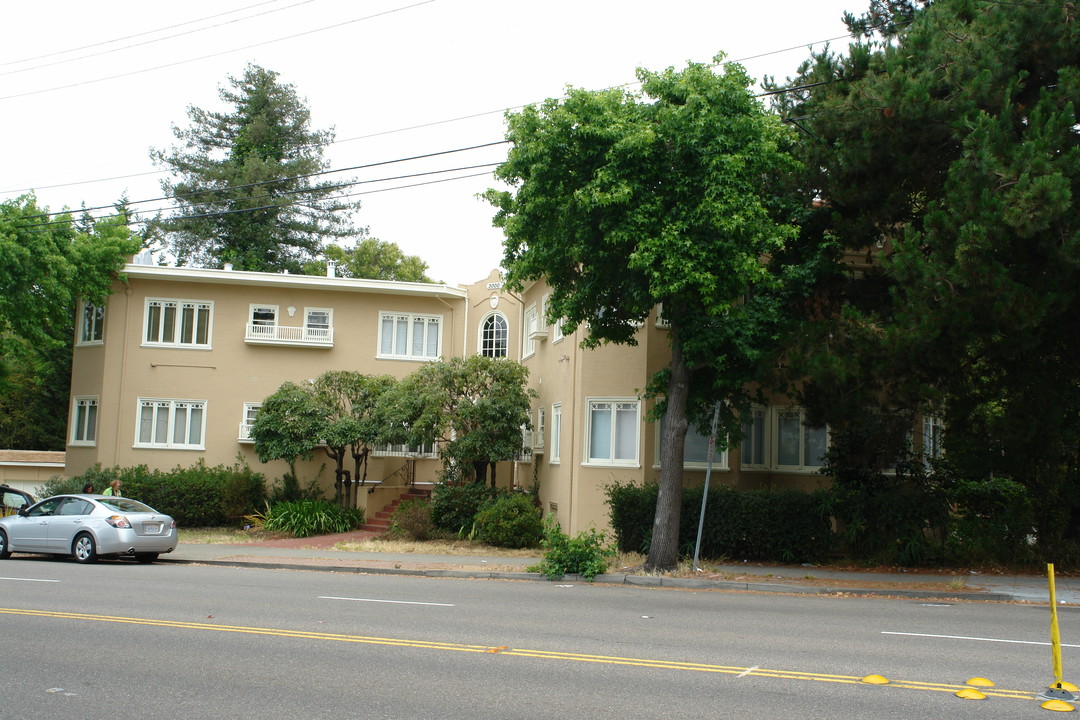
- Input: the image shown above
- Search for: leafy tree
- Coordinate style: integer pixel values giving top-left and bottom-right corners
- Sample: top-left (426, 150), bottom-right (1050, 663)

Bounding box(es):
top-left (772, 0), bottom-right (1080, 549)
top-left (250, 381), bottom-right (324, 499)
top-left (0, 197), bottom-right (140, 449)
top-left (309, 371), bottom-right (396, 506)
top-left (305, 239), bottom-right (434, 282)
top-left (380, 356), bottom-right (535, 485)
top-left (150, 64), bottom-right (363, 273)
top-left (485, 56), bottom-right (802, 570)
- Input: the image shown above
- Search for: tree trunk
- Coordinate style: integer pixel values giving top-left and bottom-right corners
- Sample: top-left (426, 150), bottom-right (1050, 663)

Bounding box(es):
top-left (646, 325), bottom-right (690, 571)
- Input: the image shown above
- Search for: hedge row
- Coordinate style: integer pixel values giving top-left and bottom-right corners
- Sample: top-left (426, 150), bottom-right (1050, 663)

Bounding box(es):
top-left (606, 481), bottom-right (833, 563)
top-left (40, 462), bottom-right (267, 527)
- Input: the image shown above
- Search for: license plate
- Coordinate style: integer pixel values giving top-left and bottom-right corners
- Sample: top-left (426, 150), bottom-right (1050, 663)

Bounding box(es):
top-left (143, 522), bottom-right (163, 535)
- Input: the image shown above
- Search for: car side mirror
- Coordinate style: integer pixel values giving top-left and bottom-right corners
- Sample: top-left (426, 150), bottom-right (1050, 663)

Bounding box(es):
top-left (17, 508), bottom-right (28, 517)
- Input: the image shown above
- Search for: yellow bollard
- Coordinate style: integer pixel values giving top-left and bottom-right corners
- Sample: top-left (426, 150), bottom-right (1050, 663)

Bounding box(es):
top-left (1040, 563), bottom-right (1077, 705)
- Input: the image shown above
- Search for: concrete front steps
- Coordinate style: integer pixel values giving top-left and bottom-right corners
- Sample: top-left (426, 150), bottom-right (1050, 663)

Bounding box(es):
top-left (360, 487), bottom-right (431, 535)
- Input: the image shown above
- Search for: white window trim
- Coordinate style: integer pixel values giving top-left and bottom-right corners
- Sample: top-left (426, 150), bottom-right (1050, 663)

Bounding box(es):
top-left (478, 311), bottom-right (509, 358)
top-left (77, 301), bottom-right (105, 346)
top-left (739, 405), bottom-right (769, 470)
top-left (653, 417), bottom-right (729, 470)
top-left (550, 403), bottom-right (562, 464)
top-left (70, 396), bottom-right (99, 446)
top-left (134, 398), bottom-right (207, 450)
top-left (305, 306), bottom-right (333, 328)
top-left (239, 402), bottom-right (261, 443)
top-left (143, 297), bottom-right (214, 349)
top-left (377, 311), bottom-right (443, 361)
top-left (583, 397), bottom-right (641, 468)
top-left (773, 406), bottom-right (829, 473)
top-left (923, 415), bottom-right (945, 460)
top-left (522, 304), bottom-right (538, 358)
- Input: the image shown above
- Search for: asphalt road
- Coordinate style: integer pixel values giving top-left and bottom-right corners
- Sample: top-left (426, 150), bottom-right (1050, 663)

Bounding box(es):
top-left (1, 557), bottom-right (1077, 719)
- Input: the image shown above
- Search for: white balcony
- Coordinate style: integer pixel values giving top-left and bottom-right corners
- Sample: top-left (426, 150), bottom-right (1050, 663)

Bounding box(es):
top-left (245, 323), bottom-right (334, 347)
top-left (238, 422), bottom-right (254, 443)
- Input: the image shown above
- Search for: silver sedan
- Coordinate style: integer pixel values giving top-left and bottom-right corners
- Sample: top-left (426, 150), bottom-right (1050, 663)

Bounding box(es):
top-left (0, 494), bottom-right (177, 564)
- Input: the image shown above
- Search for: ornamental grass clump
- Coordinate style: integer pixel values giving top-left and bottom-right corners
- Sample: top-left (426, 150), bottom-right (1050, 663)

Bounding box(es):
top-left (252, 499), bottom-right (364, 538)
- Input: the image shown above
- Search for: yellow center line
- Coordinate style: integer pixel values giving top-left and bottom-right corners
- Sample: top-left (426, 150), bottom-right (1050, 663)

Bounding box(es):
top-left (0, 607), bottom-right (1040, 701)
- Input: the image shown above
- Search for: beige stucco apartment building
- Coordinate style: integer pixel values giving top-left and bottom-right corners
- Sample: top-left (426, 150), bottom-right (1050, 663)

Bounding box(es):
top-left (70, 260), bottom-right (924, 534)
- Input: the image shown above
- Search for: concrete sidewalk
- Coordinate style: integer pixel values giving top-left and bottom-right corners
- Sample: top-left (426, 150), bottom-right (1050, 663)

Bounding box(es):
top-left (160, 542), bottom-right (1080, 604)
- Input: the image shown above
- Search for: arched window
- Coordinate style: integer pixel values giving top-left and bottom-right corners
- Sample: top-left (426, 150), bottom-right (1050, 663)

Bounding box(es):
top-left (480, 313), bottom-right (508, 358)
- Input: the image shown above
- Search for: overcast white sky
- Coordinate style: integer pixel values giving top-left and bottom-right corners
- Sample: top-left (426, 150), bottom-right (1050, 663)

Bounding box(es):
top-left (2, 0), bottom-right (860, 286)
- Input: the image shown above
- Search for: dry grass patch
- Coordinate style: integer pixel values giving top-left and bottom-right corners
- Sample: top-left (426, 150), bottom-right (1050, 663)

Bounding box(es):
top-left (179, 527), bottom-right (291, 544)
top-left (333, 537), bottom-right (542, 557)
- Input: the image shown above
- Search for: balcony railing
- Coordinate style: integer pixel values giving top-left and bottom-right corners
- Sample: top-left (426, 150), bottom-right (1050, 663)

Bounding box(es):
top-left (245, 323), bottom-right (334, 347)
top-left (238, 422), bottom-right (254, 443)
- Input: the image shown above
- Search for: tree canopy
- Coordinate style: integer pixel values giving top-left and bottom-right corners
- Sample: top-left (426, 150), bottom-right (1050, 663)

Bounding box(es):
top-left (304, 238), bottom-right (434, 283)
top-left (772, 0), bottom-right (1080, 547)
top-left (0, 197), bottom-right (140, 449)
top-left (379, 356), bottom-right (535, 485)
top-left (150, 64), bottom-right (363, 273)
top-left (486, 56), bottom-right (804, 569)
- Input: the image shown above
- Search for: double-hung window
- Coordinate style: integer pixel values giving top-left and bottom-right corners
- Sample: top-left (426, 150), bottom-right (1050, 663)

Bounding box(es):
top-left (775, 407), bottom-right (828, 471)
top-left (144, 298), bottom-right (212, 348)
top-left (136, 398), bottom-right (206, 449)
top-left (240, 402), bottom-right (261, 441)
top-left (923, 416), bottom-right (944, 460)
top-left (78, 302), bottom-right (105, 345)
top-left (305, 308), bottom-right (332, 341)
top-left (378, 312), bottom-right (441, 360)
top-left (586, 398), bottom-right (640, 466)
top-left (550, 404), bottom-right (562, 463)
top-left (249, 305), bottom-right (277, 340)
top-left (739, 406), bottom-right (767, 468)
top-left (523, 305), bottom-right (538, 357)
top-left (71, 397), bottom-right (99, 446)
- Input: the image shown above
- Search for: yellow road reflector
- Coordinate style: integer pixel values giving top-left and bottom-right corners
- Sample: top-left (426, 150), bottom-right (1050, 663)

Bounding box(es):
top-left (1041, 699), bottom-right (1075, 712)
top-left (1059, 682), bottom-right (1080, 693)
top-left (966, 677), bottom-right (995, 687)
top-left (955, 688), bottom-right (986, 700)
top-left (861, 674), bottom-right (889, 685)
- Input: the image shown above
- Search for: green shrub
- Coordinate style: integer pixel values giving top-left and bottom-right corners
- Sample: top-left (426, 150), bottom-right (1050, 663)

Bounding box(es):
top-left (58, 461), bottom-right (267, 527)
top-left (256, 499), bottom-right (364, 538)
top-left (529, 515), bottom-right (615, 580)
top-left (605, 480), bottom-right (833, 564)
top-left (430, 481), bottom-right (502, 534)
top-left (390, 498), bottom-right (435, 541)
top-left (473, 493), bottom-right (544, 548)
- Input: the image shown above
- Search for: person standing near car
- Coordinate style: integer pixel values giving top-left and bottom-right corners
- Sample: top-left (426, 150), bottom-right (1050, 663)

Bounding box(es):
top-left (102, 479), bottom-right (122, 496)
top-left (82, 483), bottom-right (94, 493)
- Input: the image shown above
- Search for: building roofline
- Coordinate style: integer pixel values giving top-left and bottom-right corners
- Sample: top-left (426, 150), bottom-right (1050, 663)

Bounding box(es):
top-left (121, 264), bottom-right (469, 299)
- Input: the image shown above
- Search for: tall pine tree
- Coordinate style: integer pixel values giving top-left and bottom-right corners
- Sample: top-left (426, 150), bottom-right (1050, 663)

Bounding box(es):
top-left (151, 64), bottom-right (363, 273)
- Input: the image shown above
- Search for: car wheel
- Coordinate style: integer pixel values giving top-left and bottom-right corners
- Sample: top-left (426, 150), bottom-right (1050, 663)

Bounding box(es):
top-left (0, 529), bottom-right (10, 559)
top-left (134, 552), bottom-right (158, 564)
top-left (72, 533), bottom-right (97, 563)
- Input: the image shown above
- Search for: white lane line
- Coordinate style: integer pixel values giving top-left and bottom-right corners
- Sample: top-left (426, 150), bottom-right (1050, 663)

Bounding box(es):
top-left (0, 577), bottom-right (59, 583)
top-left (737, 666), bottom-right (759, 678)
top-left (319, 596), bottom-right (454, 607)
top-left (883, 631), bottom-right (1080, 648)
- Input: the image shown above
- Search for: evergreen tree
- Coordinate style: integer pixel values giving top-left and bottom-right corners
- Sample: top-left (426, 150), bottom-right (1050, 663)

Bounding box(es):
top-left (773, 0), bottom-right (1080, 548)
top-left (150, 64), bottom-right (363, 273)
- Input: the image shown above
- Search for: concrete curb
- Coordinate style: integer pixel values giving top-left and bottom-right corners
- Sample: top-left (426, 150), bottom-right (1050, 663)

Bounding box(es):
top-left (159, 557), bottom-right (1016, 602)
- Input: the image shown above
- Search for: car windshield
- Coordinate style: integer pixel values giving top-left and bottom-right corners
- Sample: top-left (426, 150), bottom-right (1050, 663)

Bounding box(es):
top-left (97, 497), bottom-right (156, 513)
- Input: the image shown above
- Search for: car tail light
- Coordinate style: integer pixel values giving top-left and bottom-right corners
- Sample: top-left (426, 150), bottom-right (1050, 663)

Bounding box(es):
top-left (105, 515), bottom-right (131, 529)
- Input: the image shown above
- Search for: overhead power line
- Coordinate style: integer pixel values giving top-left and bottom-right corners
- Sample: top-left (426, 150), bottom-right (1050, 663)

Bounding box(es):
top-left (20, 140), bottom-right (509, 222)
top-left (0, 0), bottom-right (437, 101)
top-left (0, 0), bottom-right (317, 75)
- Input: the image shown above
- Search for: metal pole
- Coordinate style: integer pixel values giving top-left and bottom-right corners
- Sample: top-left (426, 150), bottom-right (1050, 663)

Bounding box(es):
top-left (692, 402), bottom-right (722, 573)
